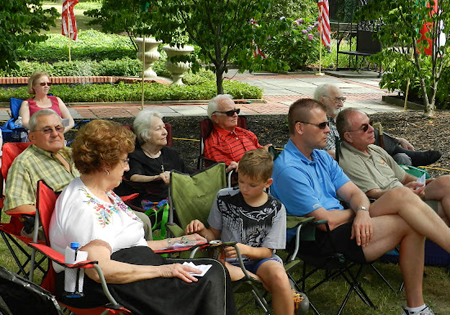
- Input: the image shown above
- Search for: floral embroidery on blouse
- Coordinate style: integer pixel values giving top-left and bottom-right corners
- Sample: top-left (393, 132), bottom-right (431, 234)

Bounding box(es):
top-left (79, 187), bottom-right (140, 227)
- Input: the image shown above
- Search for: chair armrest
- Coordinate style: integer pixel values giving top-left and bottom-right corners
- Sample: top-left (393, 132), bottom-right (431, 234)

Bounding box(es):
top-left (166, 223), bottom-right (185, 238)
top-left (29, 242), bottom-right (97, 269)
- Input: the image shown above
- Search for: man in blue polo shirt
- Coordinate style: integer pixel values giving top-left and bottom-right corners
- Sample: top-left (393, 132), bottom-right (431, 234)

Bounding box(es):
top-left (271, 98), bottom-right (450, 315)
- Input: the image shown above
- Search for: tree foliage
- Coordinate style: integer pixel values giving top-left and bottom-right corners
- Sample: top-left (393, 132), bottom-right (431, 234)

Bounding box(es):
top-left (141, 0), bottom-right (295, 94)
top-left (0, 0), bottom-right (59, 70)
top-left (357, 0), bottom-right (450, 116)
top-left (84, 0), bottom-right (147, 51)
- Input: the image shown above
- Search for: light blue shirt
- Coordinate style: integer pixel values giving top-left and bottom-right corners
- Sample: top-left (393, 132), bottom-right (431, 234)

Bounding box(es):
top-left (271, 139), bottom-right (350, 240)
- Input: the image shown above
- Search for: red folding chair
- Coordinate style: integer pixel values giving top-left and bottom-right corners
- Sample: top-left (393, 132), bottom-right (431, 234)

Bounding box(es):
top-left (0, 142), bottom-right (48, 279)
top-left (29, 180), bottom-right (132, 315)
top-left (197, 116), bottom-right (247, 170)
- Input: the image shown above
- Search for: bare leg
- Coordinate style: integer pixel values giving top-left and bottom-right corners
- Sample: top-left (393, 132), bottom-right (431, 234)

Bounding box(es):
top-left (256, 260), bottom-right (294, 315)
top-left (224, 261), bottom-right (260, 282)
top-left (362, 215), bottom-right (426, 308)
top-left (370, 186), bottom-right (450, 253)
top-left (424, 175), bottom-right (450, 225)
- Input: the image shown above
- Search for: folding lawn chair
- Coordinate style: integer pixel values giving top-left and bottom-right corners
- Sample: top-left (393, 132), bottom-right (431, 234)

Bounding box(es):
top-left (0, 97), bottom-right (28, 143)
top-left (29, 180), bottom-right (132, 315)
top-left (284, 215), bottom-right (384, 315)
top-left (197, 116), bottom-right (247, 170)
top-left (166, 162), bottom-right (309, 315)
top-left (0, 265), bottom-right (63, 315)
top-left (0, 142), bottom-right (49, 280)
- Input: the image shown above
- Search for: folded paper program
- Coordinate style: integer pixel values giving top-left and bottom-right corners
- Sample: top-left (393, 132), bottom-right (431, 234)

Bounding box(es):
top-left (182, 262), bottom-right (212, 277)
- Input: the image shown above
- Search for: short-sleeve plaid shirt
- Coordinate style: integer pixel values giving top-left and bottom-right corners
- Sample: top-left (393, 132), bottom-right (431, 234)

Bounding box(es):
top-left (204, 126), bottom-right (261, 165)
top-left (325, 116), bottom-right (339, 151)
top-left (3, 145), bottom-right (80, 211)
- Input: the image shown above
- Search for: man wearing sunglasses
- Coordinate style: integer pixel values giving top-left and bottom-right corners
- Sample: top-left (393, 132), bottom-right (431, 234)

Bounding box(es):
top-left (337, 107), bottom-right (450, 226)
top-left (205, 94), bottom-right (271, 172)
top-left (314, 84), bottom-right (441, 166)
top-left (271, 99), bottom-right (449, 315)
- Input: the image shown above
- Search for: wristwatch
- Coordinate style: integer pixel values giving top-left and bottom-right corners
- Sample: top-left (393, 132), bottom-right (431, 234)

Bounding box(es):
top-left (356, 206), bottom-right (368, 211)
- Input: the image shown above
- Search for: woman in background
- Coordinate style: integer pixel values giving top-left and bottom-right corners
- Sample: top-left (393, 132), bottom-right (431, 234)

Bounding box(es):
top-left (19, 71), bottom-right (74, 133)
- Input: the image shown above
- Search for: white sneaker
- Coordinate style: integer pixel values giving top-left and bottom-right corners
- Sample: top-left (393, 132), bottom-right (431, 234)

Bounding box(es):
top-left (401, 305), bottom-right (435, 315)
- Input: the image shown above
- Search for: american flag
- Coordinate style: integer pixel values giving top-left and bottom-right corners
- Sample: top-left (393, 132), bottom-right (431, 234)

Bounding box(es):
top-left (318, 0), bottom-right (331, 49)
top-left (62, 0), bottom-right (79, 41)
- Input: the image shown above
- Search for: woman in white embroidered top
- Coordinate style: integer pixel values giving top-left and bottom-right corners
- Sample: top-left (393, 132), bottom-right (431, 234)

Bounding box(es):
top-left (49, 119), bottom-right (237, 315)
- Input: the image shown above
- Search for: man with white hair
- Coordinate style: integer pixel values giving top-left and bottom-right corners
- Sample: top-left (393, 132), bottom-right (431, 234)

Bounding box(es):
top-left (205, 94), bottom-right (271, 172)
top-left (314, 84), bottom-right (440, 166)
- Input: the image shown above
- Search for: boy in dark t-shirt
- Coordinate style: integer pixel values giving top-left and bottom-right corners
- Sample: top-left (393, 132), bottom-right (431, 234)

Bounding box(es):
top-left (186, 149), bottom-right (303, 315)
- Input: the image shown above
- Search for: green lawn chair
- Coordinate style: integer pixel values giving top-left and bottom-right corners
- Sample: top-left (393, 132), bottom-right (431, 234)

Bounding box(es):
top-left (166, 162), bottom-right (309, 314)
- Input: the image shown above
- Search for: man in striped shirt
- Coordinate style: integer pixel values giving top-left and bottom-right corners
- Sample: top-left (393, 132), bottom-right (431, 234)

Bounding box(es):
top-left (204, 94), bottom-right (271, 172)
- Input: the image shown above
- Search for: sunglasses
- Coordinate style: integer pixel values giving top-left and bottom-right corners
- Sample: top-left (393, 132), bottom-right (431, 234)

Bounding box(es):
top-left (39, 82), bottom-right (52, 87)
top-left (213, 108), bottom-right (241, 117)
top-left (348, 123), bottom-right (370, 133)
top-left (296, 120), bottom-right (329, 129)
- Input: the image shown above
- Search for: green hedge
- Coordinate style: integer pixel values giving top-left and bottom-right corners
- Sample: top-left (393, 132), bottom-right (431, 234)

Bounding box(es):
top-left (0, 58), bottom-right (142, 77)
top-left (16, 30), bottom-right (136, 62)
top-left (0, 80), bottom-right (263, 103)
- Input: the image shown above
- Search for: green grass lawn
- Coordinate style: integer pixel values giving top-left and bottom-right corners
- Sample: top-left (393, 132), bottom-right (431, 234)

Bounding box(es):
top-left (1, 216), bottom-right (450, 315)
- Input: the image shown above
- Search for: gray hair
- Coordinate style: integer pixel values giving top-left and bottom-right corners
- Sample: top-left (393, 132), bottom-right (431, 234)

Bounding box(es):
top-left (207, 94), bottom-right (233, 119)
top-left (313, 84), bottom-right (336, 100)
top-left (133, 110), bottom-right (163, 145)
top-left (29, 109), bottom-right (62, 132)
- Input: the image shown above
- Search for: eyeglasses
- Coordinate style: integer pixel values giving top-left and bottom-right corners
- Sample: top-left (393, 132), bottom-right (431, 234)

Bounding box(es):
top-left (347, 123), bottom-right (370, 133)
top-left (213, 108), bottom-right (241, 117)
top-left (296, 121), bottom-right (329, 129)
top-left (39, 82), bottom-right (52, 87)
top-left (333, 96), bottom-right (346, 103)
top-left (34, 125), bottom-right (64, 134)
top-left (120, 158), bottom-right (130, 164)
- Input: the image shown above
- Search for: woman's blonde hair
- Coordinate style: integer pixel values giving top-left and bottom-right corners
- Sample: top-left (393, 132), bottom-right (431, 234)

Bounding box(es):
top-left (27, 71), bottom-right (50, 94)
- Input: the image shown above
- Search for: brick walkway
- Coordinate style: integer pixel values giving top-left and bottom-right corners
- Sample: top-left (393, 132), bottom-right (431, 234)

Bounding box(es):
top-left (0, 70), bottom-right (402, 120)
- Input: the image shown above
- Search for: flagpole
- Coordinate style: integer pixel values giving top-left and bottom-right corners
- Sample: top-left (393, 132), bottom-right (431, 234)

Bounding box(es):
top-left (68, 14), bottom-right (72, 62)
top-left (141, 35), bottom-right (146, 111)
top-left (316, 5), bottom-right (325, 76)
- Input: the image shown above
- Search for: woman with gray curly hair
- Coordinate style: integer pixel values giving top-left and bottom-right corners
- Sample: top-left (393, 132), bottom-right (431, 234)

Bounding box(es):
top-left (124, 109), bottom-right (194, 203)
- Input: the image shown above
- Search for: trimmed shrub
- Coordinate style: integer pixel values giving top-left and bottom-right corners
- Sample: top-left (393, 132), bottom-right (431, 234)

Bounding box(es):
top-left (0, 80), bottom-right (263, 103)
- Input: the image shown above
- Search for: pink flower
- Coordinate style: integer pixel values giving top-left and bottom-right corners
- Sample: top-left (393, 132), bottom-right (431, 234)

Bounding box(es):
top-left (297, 18), bottom-right (304, 24)
top-left (308, 34), bottom-right (314, 41)
top-left (301, 29), bottom-right (307, 34)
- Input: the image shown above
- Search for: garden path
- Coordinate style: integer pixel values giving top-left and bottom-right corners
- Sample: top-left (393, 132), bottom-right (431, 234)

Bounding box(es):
top-left (0, 69), bottom-right (403, 121)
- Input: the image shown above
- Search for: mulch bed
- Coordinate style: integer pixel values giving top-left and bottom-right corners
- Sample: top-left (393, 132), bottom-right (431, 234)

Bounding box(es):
top-left (68, 110), bottom-right (450, 178)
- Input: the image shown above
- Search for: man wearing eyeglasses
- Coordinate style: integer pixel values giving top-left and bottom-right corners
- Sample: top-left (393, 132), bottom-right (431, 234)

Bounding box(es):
top-left (314, 84), bottom-right (440, 166)
top-left (4, 109), bottom-right (79, 217)
top-left (337, 107), bottom-right (450, 226)
top-left (205, 94), bottom-right (271, 172)
top-left (3, 109), bottom-right (153, 240)
top-left (271, 99), bottom-right (449, 315)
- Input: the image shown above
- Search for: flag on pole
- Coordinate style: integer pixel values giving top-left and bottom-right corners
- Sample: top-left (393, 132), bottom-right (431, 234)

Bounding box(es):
top-left (318, 0), bottom-right (331, 50)
top-left (62, 0), bottom-right (79, 41)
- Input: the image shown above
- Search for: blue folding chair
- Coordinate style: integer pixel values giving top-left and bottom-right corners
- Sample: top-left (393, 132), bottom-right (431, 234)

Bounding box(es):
top-left (1, 97), bottom-right (28, 143)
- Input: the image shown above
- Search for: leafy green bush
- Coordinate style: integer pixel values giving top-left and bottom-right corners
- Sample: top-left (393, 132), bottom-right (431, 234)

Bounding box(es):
top-left (264, 17), bottom-right (319, 71)
top-left (0, 58), bottom-right (142, 77)
top-left (0, 80), bottom-right (262, 103)
top-left (16, 30), bottom-right (136, 62)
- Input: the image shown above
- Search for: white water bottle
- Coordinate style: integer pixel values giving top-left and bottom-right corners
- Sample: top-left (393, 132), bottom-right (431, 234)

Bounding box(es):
top-left (64, 242), bottom-right (84, 297)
